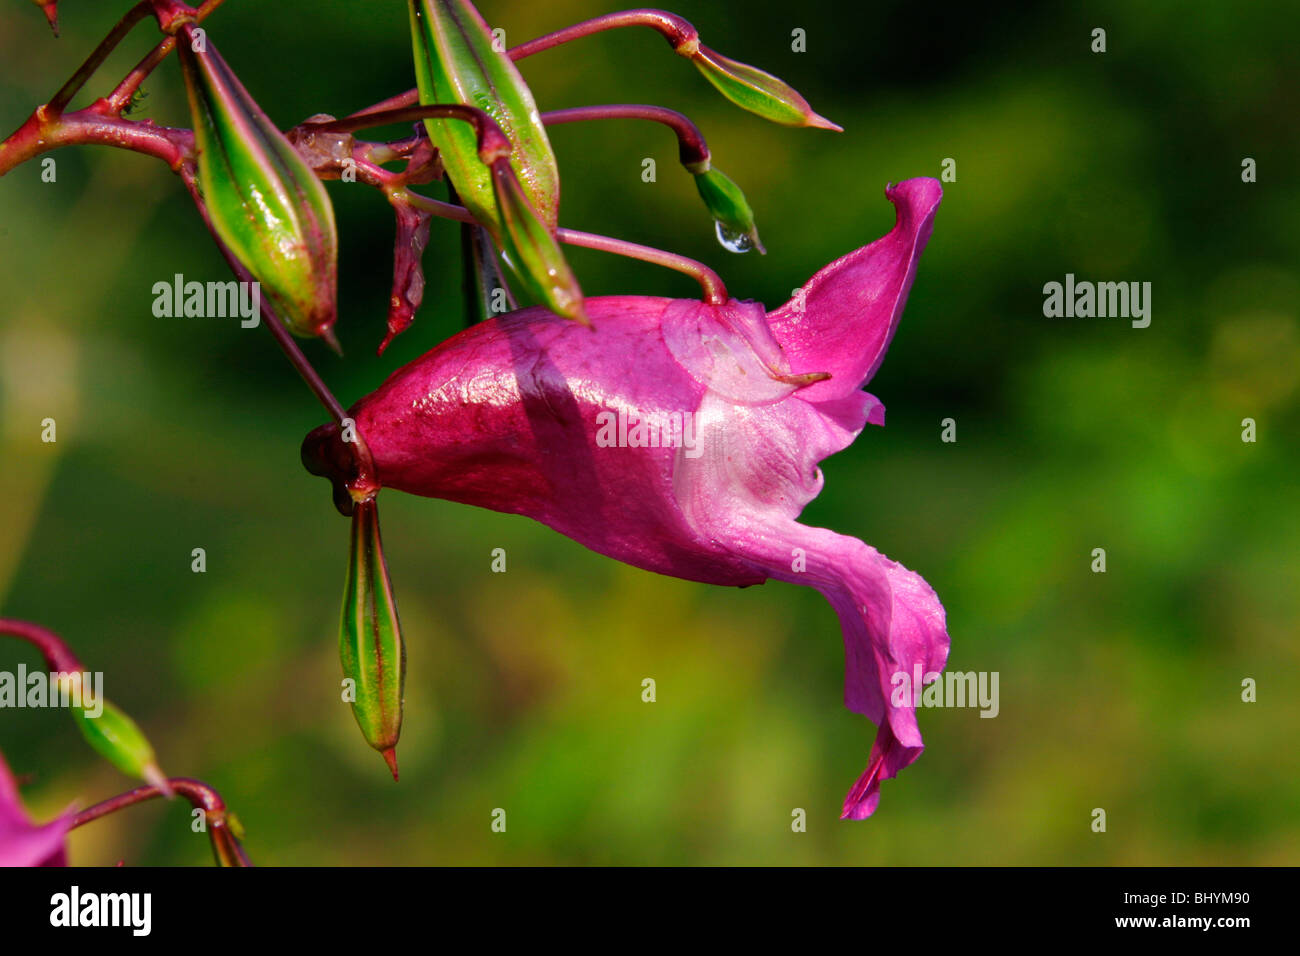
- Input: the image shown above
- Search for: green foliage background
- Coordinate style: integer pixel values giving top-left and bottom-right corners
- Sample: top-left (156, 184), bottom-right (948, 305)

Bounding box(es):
top-left (1, 0), bottom-right (1296, 865)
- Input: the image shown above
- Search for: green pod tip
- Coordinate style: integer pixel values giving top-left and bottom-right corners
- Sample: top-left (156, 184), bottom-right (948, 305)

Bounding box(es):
top-left (490, 158), bottom-right (588, 325)
top-left (687, 42), bottom-right (842, 131)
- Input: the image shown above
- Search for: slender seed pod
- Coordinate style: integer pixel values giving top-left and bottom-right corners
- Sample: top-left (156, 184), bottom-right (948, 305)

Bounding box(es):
top-left (409, 0), bottom-right (587, 322)
top-left (339, 497), bottom-right (405, 780)
top-left (408, 0), bottom-right (560, 231)
top-left (684, 42), bottom-right (842, 131)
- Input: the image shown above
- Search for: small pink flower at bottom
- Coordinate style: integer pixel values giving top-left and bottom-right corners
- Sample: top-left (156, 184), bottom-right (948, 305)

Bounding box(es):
top-left (305, 178), bottom-right (948, 818)
top-left (0, 751), bottom-right (71, 866)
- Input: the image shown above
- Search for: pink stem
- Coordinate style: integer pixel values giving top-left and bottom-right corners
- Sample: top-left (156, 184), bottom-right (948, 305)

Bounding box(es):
top-left (72, 778), bottom-right (222, 828)
top-left (0, 103), bottom-right (190, 177)
top-left (344, 9), bottom-right (700, 120)
top-left (1, 0), bottom-right (359, 485)
top-left (47, 2), bottom-right (153, 114)
top-left (0, 0), bottom-right (221, 178)
top-left (107, 0), bottom-right (230, 114)
top-left (542, 104), bottom-right (709, 167)
top-left (71, 778), bottom-right (252, 867)
top-left (558, 227), bottom-right (727, 304)
top-left (306, 105), bottom-right (511, 162)
top-left (0, 618), bottom-right (82, 675)
top-left (509, 8), bottom-right (697, 59)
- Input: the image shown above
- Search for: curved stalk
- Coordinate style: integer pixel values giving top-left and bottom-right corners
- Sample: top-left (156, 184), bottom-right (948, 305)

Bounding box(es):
top-left (71, 778), bottom-right (252, 867)
top-left (399, 189), bottom-right (726, 303)
top-left (344, 9), bottom-right (699, 120)
top-left (0, 618), bottom-right (82, 674)
top-left (541, 104), bottom-right (709, 167)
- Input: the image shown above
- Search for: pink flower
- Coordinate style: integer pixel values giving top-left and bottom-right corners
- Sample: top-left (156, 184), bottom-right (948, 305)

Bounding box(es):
top-left (305, 178), bottom-right (947, 817)
top-left (0, 751), bottom-right (71, 866)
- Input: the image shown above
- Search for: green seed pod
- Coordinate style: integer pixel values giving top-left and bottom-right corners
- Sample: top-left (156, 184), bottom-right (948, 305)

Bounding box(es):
top-left (490, 158), bottom-right (588, 325)
top-left (65, 678), bottom-right (168, 793)
top-left (409, 1), bottom-right (585, 321)
top-left (690, 164), bottom-right (765, 254)
top-left (339, 497), bottom-right (405, 780)
top-left (686, 42), bottom-right (842, 131)
top-left (177, 24), bottom-right (339, 341)
top-left (408, 0), bottom-right (560, 232)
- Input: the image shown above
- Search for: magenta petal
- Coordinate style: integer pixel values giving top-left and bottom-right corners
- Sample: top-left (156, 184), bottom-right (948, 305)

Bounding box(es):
top-left (673, 393), bottom-right (948, 810)
top-left (768, 178), bottom-right (942, 403)
top-left (841, 721), bottom-right (922, 820)
top-left (0, 752), bottom-right (71, 867)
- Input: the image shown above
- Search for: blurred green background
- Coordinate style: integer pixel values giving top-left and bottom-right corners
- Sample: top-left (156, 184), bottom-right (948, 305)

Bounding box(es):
top-left (1, 0), bottom-right (1297, 865)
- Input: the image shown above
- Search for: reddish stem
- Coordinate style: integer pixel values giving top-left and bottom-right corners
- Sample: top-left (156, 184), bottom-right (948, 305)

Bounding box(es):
top-left (558, 227), bottom-right (727, 304)
top-left (509, 8), bottom-right (698, 59)
top-left (0, 102), bottom-right (190, 177)
top-left (344, 9), bottom-right (701, 119)
top-left (306, 105), bottom-right (511, 163)
top-left (47, 2), bottom-right (153, 114)
top-left (542, 104), bottom-right (710, 167)
top-left (0, 618), bottom-right (82, 674)
top-left (259, 284), bottom-right (352, 424)
top-left (0, 0), bottom-right (222, 178)
top-left (71, 778), bottom-right (252, 867)
top-left (108, 0), bottom-right (229, 114)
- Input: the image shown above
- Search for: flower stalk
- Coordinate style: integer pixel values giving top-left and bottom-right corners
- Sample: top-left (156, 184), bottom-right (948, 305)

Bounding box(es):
top-left (355, 8), bottom-right (838, 130)
top-left (71, 777), bottom-right (251, 867)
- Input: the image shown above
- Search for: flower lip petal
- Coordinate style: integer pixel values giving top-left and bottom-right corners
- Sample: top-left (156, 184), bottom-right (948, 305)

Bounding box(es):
top-left (767, 178), bottom-right (942, 403)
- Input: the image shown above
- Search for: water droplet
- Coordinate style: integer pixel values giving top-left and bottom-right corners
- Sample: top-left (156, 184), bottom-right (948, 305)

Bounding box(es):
top-left (714, 220), bottom-right (754, 254)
